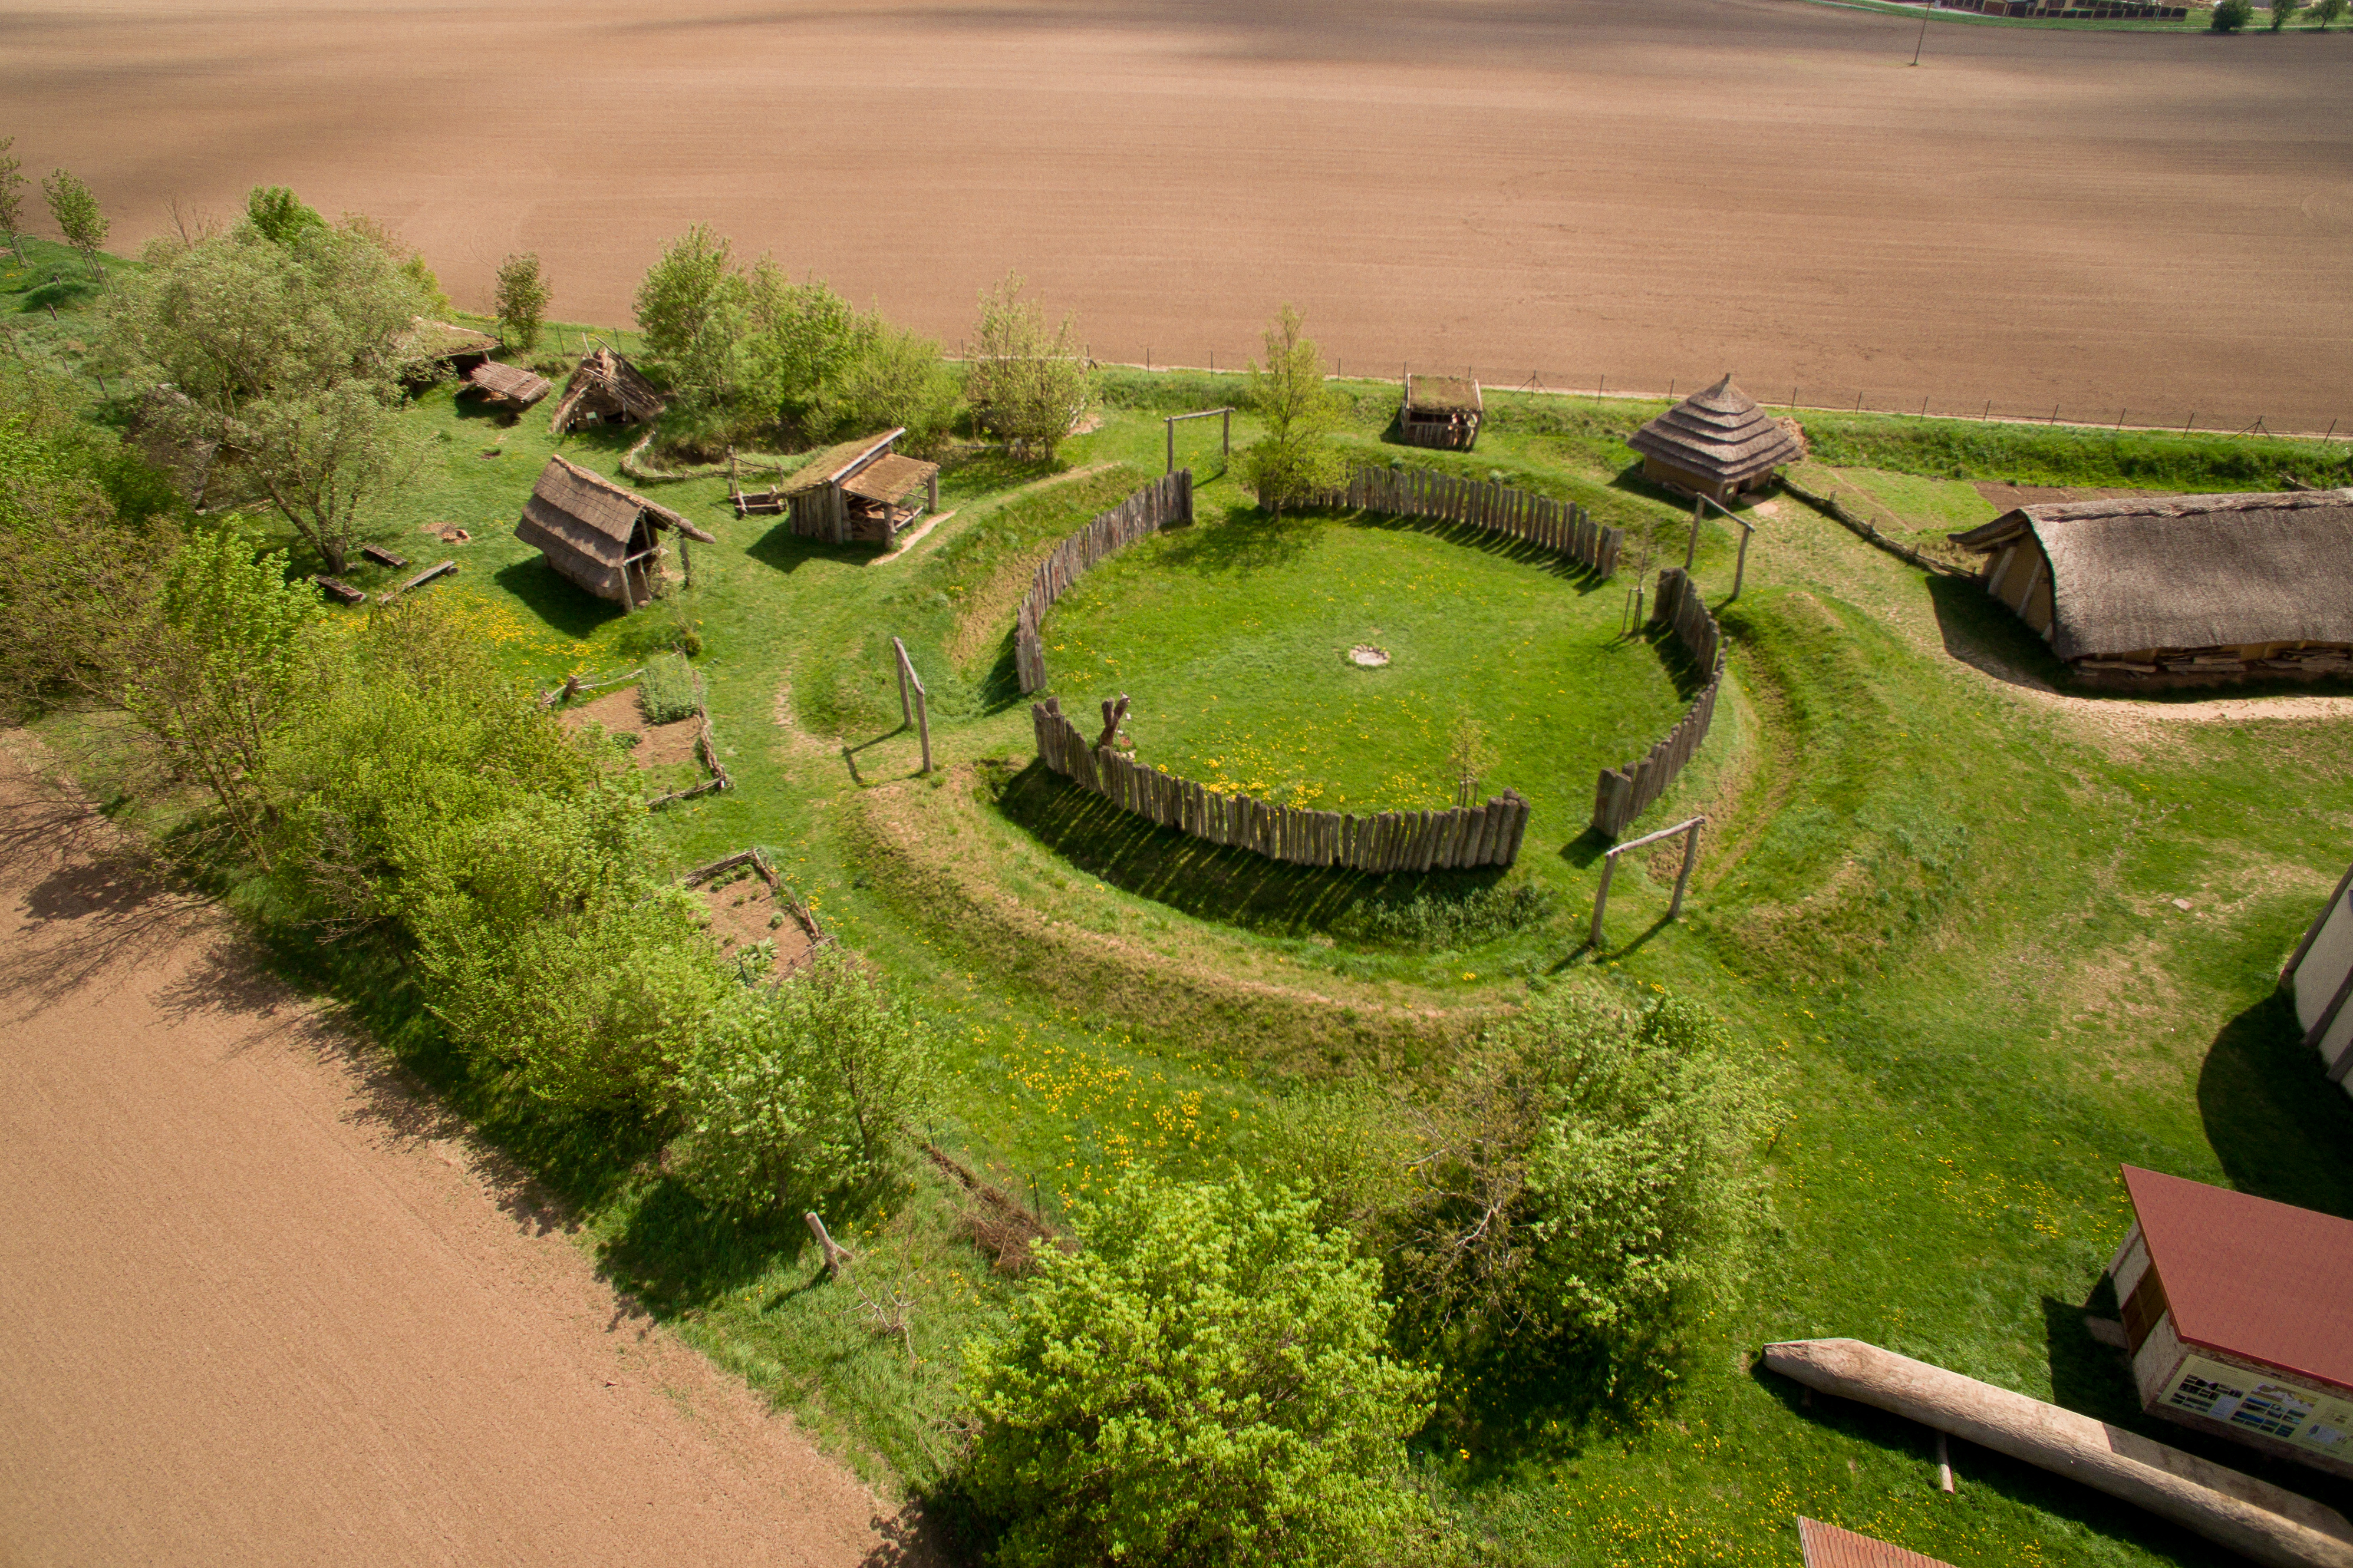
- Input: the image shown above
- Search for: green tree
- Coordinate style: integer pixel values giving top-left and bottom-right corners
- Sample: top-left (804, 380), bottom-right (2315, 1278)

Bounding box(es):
top-left (743, 262), bottom-right (862, 438)
top-left (961, 1168), bottom-right (1439, 1568)
top-left (124, 523), bottom-right (322, 866)
top-left (670, 950), bottom-right (935, 1212)
top-left (2211, 0), bottom-right (2253, 28)
top-left (2317, 0), bottom-right (2347, 29)
top-left (244, 186), bottom-right (327, 246)
top-left (41, 168), bottom-right (107, 282)
top-left (494, 252), bottom-right (551, 352)
top-left (632, 224), bottom-right (747, 415)
top-left (1238, 305), bottom-right (1345, 515)
top-left (107, 216), bottom-right (436, 573)
top-left (0, 137), bottom-right (25, 265)
top-left (967, 271), bottom-right (1093, 461)
top-left (2269, 0), bottom-right (2299, 26)
top-left (825, 317), bottom-right (961, 454)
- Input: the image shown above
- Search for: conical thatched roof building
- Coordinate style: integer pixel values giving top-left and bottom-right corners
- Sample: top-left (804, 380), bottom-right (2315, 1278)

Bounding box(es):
top-left (548, 346), bottom-right (666, 435)
top-left (514, 454), bottom-right (715, 610)
top-left (1629, 376), bottom-right (1805, 502)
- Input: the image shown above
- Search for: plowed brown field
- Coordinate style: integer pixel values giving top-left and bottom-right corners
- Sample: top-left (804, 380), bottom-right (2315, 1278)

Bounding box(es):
top-left (11, 0), bottom-right (2351, 427)
top-left (0, 738), bottom-right (918, 1568)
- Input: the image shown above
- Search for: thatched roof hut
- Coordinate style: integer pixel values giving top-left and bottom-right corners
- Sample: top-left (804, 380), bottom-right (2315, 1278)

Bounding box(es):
top-left (464, 360), bottom-right (552, 409)
top-left (548, 346), bottom-right (666, 434)
top-left (1400, 375), bottom-right (1482, 451)
top-left (1628, 376), bottom-right (1804, 503)
top-left (779, 429), bottom-right (940, 547)
top-left (513, 454), bottom-right (716, 610)
top-left (1947, 489), bottom-right (2353, 683)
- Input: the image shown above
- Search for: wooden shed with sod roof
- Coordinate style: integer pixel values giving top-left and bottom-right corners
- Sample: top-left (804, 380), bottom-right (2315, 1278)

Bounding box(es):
top-left (2281, 853), bottom-right (2353, 1100)
top-left (513, 454), bottom-right (715, 610)
top-left (780, 428), bottom-right (940, 547)
top-left (464, 360), bottom-right (552, 411)
top-left (548, 345), bottom-right (666, 435)
top-left (1947, 489), bottom-right (2353, 685)
top-left (2107, 1166), bottom-right (2353, 1481)
top-left (1628, 376), bottom-right (1805, 503)
top-left (398, 317), bottom-right (498, 378)
top-left (1399, 374), bottom-right (1483, 451)
top-left (1795, 1519), bottom-right (1953, 1568)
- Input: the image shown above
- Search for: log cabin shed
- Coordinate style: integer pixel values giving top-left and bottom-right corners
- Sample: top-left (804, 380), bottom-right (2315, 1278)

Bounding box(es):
top-left (1628, 376), bottom-right (1805, 503)
top-left (1400, 375), bottom-right (1483, 451)
top-left (2282, 854), bottom-right (2353, 1099)
top-left (548, 346), bottom-right (666, 435)
top-left (1795, 1519), bottom-right (1953, 1568)
top-left (1947, 490), bottom-right (2353, 685)
top-left (2107, 1165), bottom-right (2353, 1480)
top-left (513, 454), bottom-right (715, 610)
top-left (780, 428), bottom-right (940, 547)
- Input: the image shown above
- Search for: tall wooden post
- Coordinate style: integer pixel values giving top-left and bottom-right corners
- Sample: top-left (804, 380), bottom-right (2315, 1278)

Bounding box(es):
top-left (1221, 407), bottom-right (1231, 460)
top-left (1684, 499), bottom-right (1704, 572)
top-left (1669, 818), bottom-right (1703, 917)
top-left (1731, 514), bottom-right (1756, 600)
top-left (1589, 854), bottom-right (1618, 948)
top-left (914, 684), bottom-right (932, 774)
top-left (892, 636), bottom-right (911, 724)
top-left (1166, 416), bottom-right (1175, 476)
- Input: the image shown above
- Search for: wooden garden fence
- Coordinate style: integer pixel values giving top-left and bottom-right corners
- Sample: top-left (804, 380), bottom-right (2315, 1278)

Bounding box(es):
top-left (1014, 471), bottom-right (1194, 693)
top-left (1032, 696), bottom-right (1531, 872)
top-left (1591, 567), bottom-right (1726, 838)
top-left (1317, 466), bottom-right (1625, 577)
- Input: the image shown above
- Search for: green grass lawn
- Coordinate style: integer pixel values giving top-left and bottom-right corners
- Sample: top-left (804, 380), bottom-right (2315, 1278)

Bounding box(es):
top-left (22, 262), bottom-right (2353, 1565)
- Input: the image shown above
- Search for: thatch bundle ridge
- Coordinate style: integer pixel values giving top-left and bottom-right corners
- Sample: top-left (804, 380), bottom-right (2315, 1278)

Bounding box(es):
top-left (514, 454), bottom-right (713, 608)
top-left (1629, 374), bottom-right (1805, 493)
top-left (549, 345), bottom-right (666, 434)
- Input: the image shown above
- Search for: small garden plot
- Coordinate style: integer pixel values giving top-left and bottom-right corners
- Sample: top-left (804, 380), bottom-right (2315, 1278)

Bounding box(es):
top-left (559, 686), bottom-right (704, 794)
top-left (1039, 512), bottom-right (1687, 830)
top-left (698, 872), bottom-right (816, 972)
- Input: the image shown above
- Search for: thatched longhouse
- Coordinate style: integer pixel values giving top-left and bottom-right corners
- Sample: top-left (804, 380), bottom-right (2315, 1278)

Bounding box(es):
top-left (780, 429), bottom-right (940, 547)
top-left (1628, 376), bottom-right (1804, 503)
top-left (513, 455), bottom-right (716, 610)
top-left (1400, 375), bottom-right (1482, 451)
top-left (548, 346), bottom-right (665, 435)
top-left (1947, 490), bottom-right (2353, 684)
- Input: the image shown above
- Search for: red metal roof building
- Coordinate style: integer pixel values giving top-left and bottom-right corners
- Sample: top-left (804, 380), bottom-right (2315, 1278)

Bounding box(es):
top-left (2108, 1165), bottom-right (2353, 1480)
top-left (1796, 1517), bottom-right (1955, 1568)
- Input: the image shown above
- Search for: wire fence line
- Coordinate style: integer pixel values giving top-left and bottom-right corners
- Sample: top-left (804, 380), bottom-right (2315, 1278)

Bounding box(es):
top-left (1088, 353), bottom-right (2348, 446)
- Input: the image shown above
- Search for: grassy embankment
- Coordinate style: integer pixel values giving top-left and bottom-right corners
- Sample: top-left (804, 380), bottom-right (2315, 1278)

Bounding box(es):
top-left (19, 258), bottom-right (2353, 1563)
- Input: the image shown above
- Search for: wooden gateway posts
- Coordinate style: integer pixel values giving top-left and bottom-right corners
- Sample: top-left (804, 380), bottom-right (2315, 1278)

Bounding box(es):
top-left (513, 454), bottom-right (717, 611)
top-left (548, 344), bottom-right (665, 435)
top-left (1628, 375), bottom-right (1804, 504)
top-left (1946, 488), bottom-right (2353, 686)
top-left (1165, 407), bottom-right (1233, 474)
top-left (1589, 815), bottom-right (1704, 948)
top-left (890, 636), bottom-right (932, 774)
top-left (1399, 374), bottom-right (1483, 451)
top-left (780, 430), bottom-right (941, 547)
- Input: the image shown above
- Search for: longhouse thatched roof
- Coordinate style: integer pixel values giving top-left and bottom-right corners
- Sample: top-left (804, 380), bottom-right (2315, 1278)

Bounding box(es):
top-left (1406, 375), bottom-right (1481, 414)
top-left (843, 453), bottom-right (938, 506)
top-left (1628, 376), bottom-right (1804, 484)
top-left (518, 454), bottom-right (711, 563)
top-left (467, 361), bottom-right (552, 405)
top-left (779, 430), bottom-right (908, 498)
top-left (1949, 488), bottom-right (2353, 659)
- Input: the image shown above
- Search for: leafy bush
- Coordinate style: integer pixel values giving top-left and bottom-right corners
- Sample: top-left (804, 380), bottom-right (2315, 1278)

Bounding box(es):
top-left (1238, 305), bottom-right (1346, 515)
top-left (967, 272), bottom-right (1093, 461)
top-left (2318, 0), bottom-right (2347, 28)
top-left (637, 651), bottom-right (702, 725)
top-left (960, 1168), bottom-right (1441, 1568)
top-left (1281, 989), bottom-right (1778, 1385)
top-left (670, 950), bottom-right (934, 1212)
top-left (2268, 0), bottom-right (2297, 24)
top-left (1330, 882), bottom-right (1555, 949)
top-left (2212, 0), bottom-right (2254, 29)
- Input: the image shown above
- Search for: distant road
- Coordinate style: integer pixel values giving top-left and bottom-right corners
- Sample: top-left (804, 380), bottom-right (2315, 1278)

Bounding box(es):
top-left (8, 0), bottom-right (2349, 431)
top-left (0, 739), bottom-right (908, 1568)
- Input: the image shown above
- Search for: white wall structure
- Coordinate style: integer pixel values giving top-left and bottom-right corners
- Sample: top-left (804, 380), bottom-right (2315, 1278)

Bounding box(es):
top-left (2283, 860), bottom-right (2353, 1101)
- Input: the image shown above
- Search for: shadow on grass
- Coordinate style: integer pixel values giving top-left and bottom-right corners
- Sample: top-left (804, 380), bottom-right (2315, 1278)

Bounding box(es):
top-left (595, 1175), bottom-right (820, 1316)
top-left (1421, 1330), bottom-right (1678, 1477)
top-left (2196, 987), bottom-right (2353, 1217)
top-left (992, 760), bottom-right (1512, 942)
top-left (493, 556), bottom-right (629, 640)
top-left (746, 519), bottom-right (891, 576)
top-left (1349, 507), bottom-right (1616, 592)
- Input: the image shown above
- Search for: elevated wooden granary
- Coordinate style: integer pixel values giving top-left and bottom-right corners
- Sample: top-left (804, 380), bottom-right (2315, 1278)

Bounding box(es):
top-left (1628, 376), bottom-right (1804, 503)
top-left (2107, 1166), bottom-right (2353, 1481)
top-left (548, 345), bottom-right (666, 435)
top-left (780, 429), bottom-right (940, 547)
top-left (1399, 375), bottom-right (1482, 451)
top-left (513, 454), bottom-right (714, 610)
top-left (1947, 489), bottom-right (2353, 685)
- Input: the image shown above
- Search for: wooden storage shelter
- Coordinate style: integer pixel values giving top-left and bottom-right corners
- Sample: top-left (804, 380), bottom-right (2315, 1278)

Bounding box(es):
top-left (2107, 1166), bottom-right (2353, 1481)
top-left (548, 345), bottom-right (666, 435)
top-left (1947, 489), bottom-right (2353, 685)
top-left (513, 454), bottom-right (715, 610)
top-left (1399, 375), bottom-right (1483, 451)
top-left (779, 429), bottom-right (940, 546)
top-left (1628, 376), bottom-right (1804, 503)
top-left (2282, 854), bottom-right (2353, 1098)
top-left (464, 360), bottom-right (552, 410)
top-left (399, 317), bottom-right (499, 378)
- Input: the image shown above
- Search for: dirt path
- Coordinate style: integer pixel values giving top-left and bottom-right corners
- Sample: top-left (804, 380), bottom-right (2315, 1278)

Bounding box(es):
top-left (10, 0), bottom-right (2349, 431)
top-left (0, 738), bottom-right (921, 1568)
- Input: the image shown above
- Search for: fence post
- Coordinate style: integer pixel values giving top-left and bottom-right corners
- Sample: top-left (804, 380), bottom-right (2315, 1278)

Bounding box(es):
top-left (1731, 514), bottom-right (1756, 600)
top-left (891, 635), bottom-right (912, 724)
top-left (1589, 852), bottom-right (1618, 949)
top-left (1669, 818), bottom-right (1704, 917)
top-left (1684, 500), bottom-right (1703, 572)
